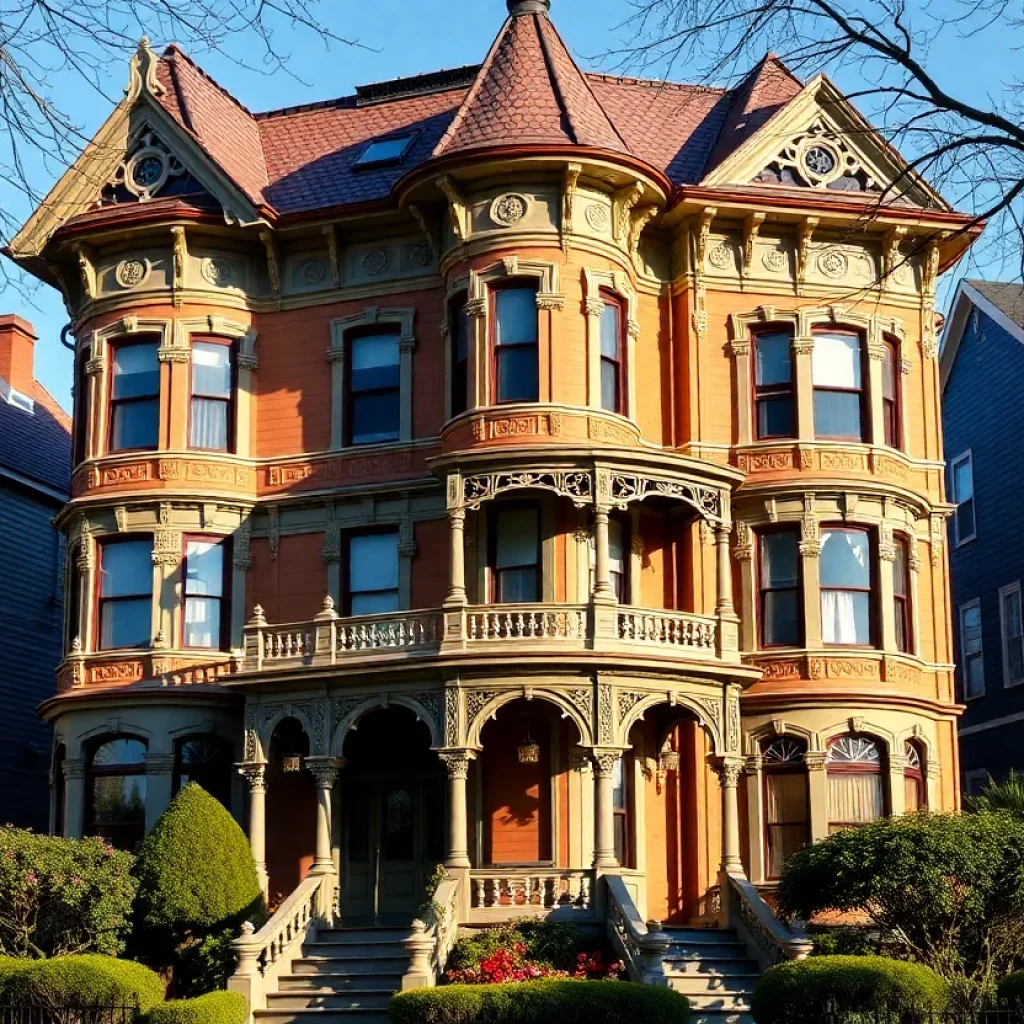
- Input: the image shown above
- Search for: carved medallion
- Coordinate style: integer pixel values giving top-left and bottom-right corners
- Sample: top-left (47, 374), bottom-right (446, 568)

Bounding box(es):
top-left (361, 249), bottom-right (389, 276)
top-left (201, 258), bottom-right (234, 287)
top-left (115, 259), bottom-right (149, 289)
top-left (300, 259), bottom-right (327, 285)
top-left (708, 243), bottom-right (736, 270)
top-left (585, 203), bottom-right (609, 232)
top-left (817, 248), bottom-right (849, 278)
top-left (490, 193), bottom-right (528, 226)
top-left (761, 248), bottom-right (788, 273)
top-left (407, 244), bottom-right (432, 268)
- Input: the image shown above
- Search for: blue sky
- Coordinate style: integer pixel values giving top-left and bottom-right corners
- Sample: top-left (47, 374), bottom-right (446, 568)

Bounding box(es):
top-left (1, 0), bottom-right (1014, 410)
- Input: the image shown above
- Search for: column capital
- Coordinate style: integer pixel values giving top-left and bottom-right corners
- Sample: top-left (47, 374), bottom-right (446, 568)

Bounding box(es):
top-left (438, 751), bottom-right (475, 779)
top-left (237, 761), bottom-right (266, 790)
top-left (306, 756), bottom-right (344, 788)
top-left (711, 756), bottom-right (744, 788)
top-left (590, 748), bottom-right (624, 779)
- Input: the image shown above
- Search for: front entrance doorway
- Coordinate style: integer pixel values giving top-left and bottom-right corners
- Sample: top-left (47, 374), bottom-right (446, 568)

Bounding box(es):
top-left (339, 707), bottom-right (445, 925)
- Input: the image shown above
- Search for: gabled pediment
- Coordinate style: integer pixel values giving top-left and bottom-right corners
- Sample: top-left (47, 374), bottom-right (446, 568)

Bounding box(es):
top-left (703, 75), bottom-right (950, 211)
top-left (100, 125), bottom-right (210, 206)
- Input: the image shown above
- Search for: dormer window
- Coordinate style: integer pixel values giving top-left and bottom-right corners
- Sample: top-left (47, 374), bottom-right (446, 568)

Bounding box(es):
top-left (353, 134), bottom-right (415, 169)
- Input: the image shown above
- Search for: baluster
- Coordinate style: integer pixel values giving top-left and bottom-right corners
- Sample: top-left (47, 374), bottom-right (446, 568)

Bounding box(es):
top-left (580, 874), bottom-right (591, 907)
top-left (472, 878), bottom-right (482, 908)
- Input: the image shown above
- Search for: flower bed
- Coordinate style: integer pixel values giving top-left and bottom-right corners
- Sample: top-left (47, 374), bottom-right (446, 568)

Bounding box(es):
top-left (445, 944), bottom-right (621, 985)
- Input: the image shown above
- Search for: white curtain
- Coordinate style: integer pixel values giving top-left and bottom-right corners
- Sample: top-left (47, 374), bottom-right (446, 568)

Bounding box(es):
top-left (828, 773), bottom-right (884, 830)
top-left (191, 398), bottom-right (228, 450)
top-left (821, 591), bottom-right (860, 644)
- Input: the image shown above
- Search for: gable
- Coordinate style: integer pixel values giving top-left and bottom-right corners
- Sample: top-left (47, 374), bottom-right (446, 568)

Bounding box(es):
top-left (100, 124), bottom-right (212, 207)
top-left (942, 281), bottom-right (1024, 390)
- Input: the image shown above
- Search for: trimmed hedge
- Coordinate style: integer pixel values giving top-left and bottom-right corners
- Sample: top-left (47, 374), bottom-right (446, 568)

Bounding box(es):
top-left (751, 956), bottom-right (949, 1024)
top-left (997, 972), bottom-right (1024, 1007)
top-left (389, 980), bottom-right (690, 1024)
top-left (146, 991), bottom-right (248, 1024)
top-left (0, 955), bottom-right (165, 1011)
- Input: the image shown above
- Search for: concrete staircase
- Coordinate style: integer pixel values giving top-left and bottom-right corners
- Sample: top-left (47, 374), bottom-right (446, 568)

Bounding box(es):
top-left (662, 927), bottom-right (760, 1024)
top-left (254, 926), bottom-right (412, 1024)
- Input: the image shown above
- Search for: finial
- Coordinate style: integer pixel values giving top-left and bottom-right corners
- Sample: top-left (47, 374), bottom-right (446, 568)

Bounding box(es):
top-left (507, 0), bottom-right (551, 15)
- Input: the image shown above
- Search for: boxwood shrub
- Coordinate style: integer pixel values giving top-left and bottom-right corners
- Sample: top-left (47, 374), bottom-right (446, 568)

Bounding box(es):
top-left (146, 991), bottom-right (248, 1024)
top-left (0, 954), bottom-right (165, 1011)
top-left (751, 956), bottom-right (949, 1024)
top-left (997, 971), bottom-right (1024, 1007)
top-left (389, 979), bottom-right (690, 1024)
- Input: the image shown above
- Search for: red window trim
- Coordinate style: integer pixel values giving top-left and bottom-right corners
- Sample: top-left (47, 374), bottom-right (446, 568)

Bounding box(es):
top-left (751, 326), bottom-right (796, 441)
top-left (489, 279), bottom-right (539, 406)
top-left (812, 327), bottom-right (869, 443)
top-left (599, 289), bottom-right (628, 417)
top-left (756, 525), bottom-right (803, 649)
top-left (487, 501), bottom-right (542, 604)
top-left (96, 535), bottom-right (153, 652)
top-left (107, 336), bottom-right (161, 454)
top-left (882, 336), bottom-right (903, 450)
top-left (820, 524), bottom-right (878, 649)
top-left (179, 534), bottom-right (232, 650)
top-left (344, 325), bottom-right (402, 447)
top-left (188, 336), bottom-right (237, 454)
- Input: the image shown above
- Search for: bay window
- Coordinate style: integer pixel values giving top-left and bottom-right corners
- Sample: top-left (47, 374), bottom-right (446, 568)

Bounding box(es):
top-left (109, 339), bottom-right (160, 452)
top-left (98, 538), bottom-right (153, 650)
top-left (820, 528), bottom-right (873, 646)
top-left (87, 736), bottom-right (147, 850)
top-left (182, 538), bottom-right (227, 649)
top-left (491, 505), bottom-right (540, 603)
top-left (758, 530), bottom-right (801, 647)
top-left (493, 285), bottom-right (539, 403)
top-left (600, 294), bottom-right (626, 415)
top-left (882, 339), bottom-right (901, 449)
top-left (612, 753), bottom-right (633, 867)
top-left (190, 340), bottom-right (234, 451)
top-left (762, 738), bottom-right (810, 878)
top-left (754, 330), bottom-right (795, 439)
top-left (450, 292), bottom-right (470, 418)
top-left (813, 331), bottom-right (866, 441)
top-left (347, 332), bottom-right (400, 445)
top-left (347, 531), bottom-right (400, 615)
top-left (894, 535), bottom-right (912, 654)
top-left (904, 741), bottom-right (926, 812)
top-left (826, 735), bottom-right (885, 832)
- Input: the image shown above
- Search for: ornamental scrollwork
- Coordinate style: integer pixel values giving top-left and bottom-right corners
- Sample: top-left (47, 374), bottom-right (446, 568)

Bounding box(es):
top-left (606, 474), bottom-right (723, 523)
top-left (445, 687), bottom-right (459, 748)
top-left (466, 690), bottom-right (496, 725)
top-left (462, 471), bottom-right (593, 510)
top-left (566, 688), bottom-right (593, 725)
top-left (439, 753), bottom-right (471, 779)
top-left (617, 690), bottom-right (646, 728)
top-left (597, 683), bottom-right (614, 744)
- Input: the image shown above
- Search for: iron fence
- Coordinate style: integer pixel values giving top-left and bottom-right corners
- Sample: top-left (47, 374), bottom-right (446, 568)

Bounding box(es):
top-left (0, 1003), bottom-right (138, 1024)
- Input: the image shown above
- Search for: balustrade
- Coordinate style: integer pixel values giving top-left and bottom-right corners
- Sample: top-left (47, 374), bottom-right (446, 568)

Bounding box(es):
top-left (617, 608), bottom-right (717, 650)
top-left (469, 869), bottom-right (593, 919)
top-left (466, 605), bottom-right (588, 642)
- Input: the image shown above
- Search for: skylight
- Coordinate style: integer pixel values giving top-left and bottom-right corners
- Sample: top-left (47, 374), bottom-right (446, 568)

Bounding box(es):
top-left (354, 134), bottom-right (415, 169)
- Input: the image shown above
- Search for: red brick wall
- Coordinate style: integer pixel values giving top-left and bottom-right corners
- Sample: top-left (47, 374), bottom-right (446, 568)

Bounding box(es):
top-left (246, 534), bottom-right (326, 624)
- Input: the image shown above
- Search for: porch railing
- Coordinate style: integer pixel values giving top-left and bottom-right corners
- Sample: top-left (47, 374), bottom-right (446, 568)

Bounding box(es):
top-left (468, 868), bottom-right (594, 920)
top-left (605, 873), bottom-right (671, 986)
top-left (617, 608), bottom-right (718, 652)
top-left (403, 873), bottom-right (463, 989)
top-left (725, 871), bottom-right (813, 971)
top-left (467, 604), bottom-right (588, 643)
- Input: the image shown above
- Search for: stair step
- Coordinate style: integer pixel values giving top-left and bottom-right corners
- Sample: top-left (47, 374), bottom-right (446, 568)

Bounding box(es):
top-left (679, 992), bottom-right (752, 1012)
top-left (690, 1013), bottom-right (755, 1024)
top-left (315, 929), bottom-right (413, 943)
top-left (279, 975), bottom-right (402, 993)
top-left (664, 957), bottom-right (759, 977)
top-left (666, 943), bottom-right (750, 960)
top-left (255, 1011), bottom-right (387, 1024)
top-left (293, 958), bottom-right (408, 975)
top-left (664, 928), bottom-right (739, 942)
top-left (664, 974), bottom-right (757, 996)
top-left (267, 992), bottom-right (393, 1011)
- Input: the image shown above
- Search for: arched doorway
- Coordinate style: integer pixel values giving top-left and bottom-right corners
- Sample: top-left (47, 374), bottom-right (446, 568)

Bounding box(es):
top-left (339, 707), bottom-right (444, 925)
top-left (265, 717), bottom-right (316, 905)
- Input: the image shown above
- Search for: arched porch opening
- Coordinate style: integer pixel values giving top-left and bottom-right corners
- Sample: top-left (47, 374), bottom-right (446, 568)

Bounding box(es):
top-left (265, 716), bottom-right (315, 905)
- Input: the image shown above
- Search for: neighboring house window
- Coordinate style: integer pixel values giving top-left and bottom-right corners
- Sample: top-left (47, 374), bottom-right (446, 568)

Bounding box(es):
top-left (904, 740), bottom-right (926, 812)
top-left (87, 737), bottom-right (147, 851)
top-left (754, 330), bottom-right (795, 439)
top-left (826, 735), bottom-right (885, 832)
top-left (951, 452), bottom-right (976, 545)
top-left (600, 293), bottom-right (626, 415)
top-left (182, 538), bottom-right (228, 649)
top-left (174, 736), bottom-right (232, 806)
top-left (813, 331), bottom-right (866, 441)
top-left (73, 345), bottom-right (91, 465)
top-left (963, 768), bottom-right (988, 798)
top-left (762, 737), bottom-right (810, 878)
top-left (612, 753), bottom-right (633, 868)
top-left (493, 284), bottom-right (539, 403)
top-left (98, 539), bottom-right (153, 650)
top-left (1000, 582), bottom-right (1024, 686)
top-left (820, 528), bottom-right (873, 646)
top-left (960, 599), bottom-right (985, 698)
top-left (491, 505), bottom-right (541, 603)
top-left (882, 339), bottom-right (901, 449)
top-left (347, 531), bottom-right (400, 615)
top-left (450, 292), bottom-right (470, 418)
top-left (894, 535), bottom-right (912, 654)
top-left (759, 530), bottom-right (801, 647)
top-left (190, 340), bottom-right (234, 451)
top-left (109, 339), bottom-right (160, 452)
top-left (347, 332), bottom-right (400, 445)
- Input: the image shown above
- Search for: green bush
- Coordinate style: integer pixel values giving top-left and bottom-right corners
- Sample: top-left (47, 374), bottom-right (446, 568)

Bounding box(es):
top-left (997, 972), bottom-right (1024, 1007)
top-left (146, 991), bottom-right (248, 1024)
top-left (447, 920), bottom-right (586, 973)
top-left (389, 979), bottom-right (690, 1024)
top-left (751, 956), bottom-right (949, 1024)
top-left (0, 954), bottom-right (165, 1011)
top-left (0, 827), bottom-right (136, 957)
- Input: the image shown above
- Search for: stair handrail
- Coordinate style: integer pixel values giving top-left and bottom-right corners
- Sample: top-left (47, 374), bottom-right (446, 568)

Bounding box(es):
top-left (228, 872), bottom-right (332, 1020)
top-left (605, 874), bottom-right (671, 986)
top-left (725, 871), bottom-right (813, 971)
top-left (403, 873), bottom-right (462, 989)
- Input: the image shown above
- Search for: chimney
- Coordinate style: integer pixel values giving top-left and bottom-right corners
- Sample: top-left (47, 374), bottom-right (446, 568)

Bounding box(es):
top-left (0, 315), bottom-right (38, 394)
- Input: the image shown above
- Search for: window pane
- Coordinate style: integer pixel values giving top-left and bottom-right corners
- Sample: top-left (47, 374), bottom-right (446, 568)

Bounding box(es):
top-left (822, 590), bottom-right (871, 645)
top-left (813, 333), bottom-right (862, 388)
top-left (963, 605), bottom-right (983, 654)
top-left (101, 598), bottom-right (152, 649)
top-left (495, 288), bottom-right (538, 346)
top-left (756, 332), bottom-right (792, 386)
top-left (766, 772), bottom-right (807, 825)
top-left (601, 359), bottom-right (620, 413)
top-left (600, 303), bottom-right (620, 359)
top-left (882, 344), bottom-right (897, 401)
top-left (91, 775), bottom-right (146, 848)
top-left (958, 499), bottom-right (976, 541)
top-left (352, 334), bottom-right (400, 385)
top-left (820, 531), bottom-right (870, 589)
top-left (101, 541), bottom-right (152, 597)
top-left (757, 396), bottom-right (794, 438)
top-left (954, 457), bottom-right (974, 502)
top-left (350, 533), bottom-right (399, 592)
top-left (112, 343), bottom-right (159, 399)
top-left (611, 756), bottom-right (626, 809)
top-left (190, 398), bottom-right (229, 450)
top-left (351, 590), bottom-right (400, 616)
top-left (184, 596), bottom-right (221, 648)
top-left (828, 772), bottom-right (883, 829)
top-left (351, 392), bottom-right (400, 444)
top-left (763, 591), bottom-right (799, 646)
top-left (760, 532), bottom-right (799, 589)
top-left (192, 343), bottom-right (231, 398)
top-left (498, 567), bottom-right (538, 603)
top-left (497, 346), bottom-right (538, 403)
top-left (814, 390), bottom-right (862, 439)
top-left (609, 519), bottom-right (625, 578)
top-left (112, 399), bottom-right (159, 450)
top-left (496, 508), bottom-right (539, 569)
top-left (185, 541), bottom-right (224, 597)
top-left (894, 541), bottom-right (908, 598)
top-left (93, 738), bottom-right (146, 765)
top-left (967, 654), bottom-right (985, 697)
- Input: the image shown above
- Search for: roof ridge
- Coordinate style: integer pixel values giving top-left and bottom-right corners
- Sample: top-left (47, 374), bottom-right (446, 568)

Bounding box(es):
top-left (161, 44), bottom-right (257, 120)
top-left (585, 71), bottom-right (725, 94)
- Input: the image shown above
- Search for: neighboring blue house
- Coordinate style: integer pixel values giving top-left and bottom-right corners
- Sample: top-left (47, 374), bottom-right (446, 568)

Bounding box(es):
top-left (942, 280), bottom-right (1024, 794)
top-left (0, 315), bottom-right (70, 830)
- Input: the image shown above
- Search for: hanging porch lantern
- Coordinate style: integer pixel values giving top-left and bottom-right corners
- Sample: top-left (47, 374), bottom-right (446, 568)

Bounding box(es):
top-left (517, 720), bottom-right (540, 764)
top-left (657, 739), bottom-right (679, 792)
top-left (281, 752), bottom-right (303, 773)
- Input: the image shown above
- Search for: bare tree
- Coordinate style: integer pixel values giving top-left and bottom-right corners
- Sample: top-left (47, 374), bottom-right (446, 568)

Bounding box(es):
top-left (612, 0), bottom-right (1024, 279)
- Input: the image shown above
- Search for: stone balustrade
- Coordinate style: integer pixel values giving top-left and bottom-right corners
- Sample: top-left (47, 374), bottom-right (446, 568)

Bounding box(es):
top-left (468, 868), bottom-right (594, 921)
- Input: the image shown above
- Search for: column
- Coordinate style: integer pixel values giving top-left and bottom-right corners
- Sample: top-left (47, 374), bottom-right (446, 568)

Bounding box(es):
top-left (144, 754), bottom-right (175, 834)
top-left (446, 506), bottom-right (467, 606)
top-left (793, 337), bottom-right (815, 441)
top-left (715, 527), bottom-right (734, 615)
top-left (592, 507), bottom-right (614, 601)
top-left (592, 750), bottom-right (619, 869)
top-left (887, 752), bottom-right (907, 818)
top-left (744, 760), bottom-right (765, 883)
top-left (806, 752), bottom-right (829, 842)
top-left (715, 758), bottom-right (744, 875)
top-left (239, 763), bottom-right (268, 895)
top-left (867, 338), bottom-right (886, 449)
top-left (440, 753), bottom-right (472, 869)
top-left (63, 758), bottom-right (86, 839)
top-left (307, 757), bottom-right (342, 873)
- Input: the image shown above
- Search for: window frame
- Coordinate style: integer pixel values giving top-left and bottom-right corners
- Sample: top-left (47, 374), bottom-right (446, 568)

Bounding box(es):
top-left (107, 337), bottom-right (161, 454)
top-left (882, 336), bottom-right (902, 450)
top-left (756, 526), bottom-right (803, 649)
top-left (598, 289), bottom-right (628, 416)
top-left (761, 737), bottom-right (810, 880)
top-left (73, 345), bottom-right (91, 465)
top-left (352, 133), bottom-right (416, 170)
top-left (179, 534), bottom-right (231, 651)
top-left (449, 290), bottom-right (470, 420)
top-left (611, 751), bottom-right (634, 869)
top-left (893, 533), bottom-right (913, 655)
top-left (344, 327), bottom-right (402, 447)
top-left (951, 451), bottom-right (977, 546)
top-left (490, 280), bottom-right (540, 405)
top-left (343, 528), bottom-right (401, 617)
top-left (812, 328), bottom-right (869, 443)
top-left (751, 327), bottom-right (796, 441)
top-left (173, 734), bottom-right (233, 806)
top-left (825, 734), bottom-right (888, 832)
top-left (999, 581), bottom-right (1024, 688)
top-left (959, 597), bottom-right (986, 700)
top-left (96, 536), bottom-right (153, 652)
top-left (188, 336), bottom-right (236, 454)
top-left (904, 740), bottom-right (927, 812)
top-left (488, 501), bottom-right (543, 604)
top-left (819, 525), bottom-right (877, 649)
top-left (85, 734), bottom-right (148, 850)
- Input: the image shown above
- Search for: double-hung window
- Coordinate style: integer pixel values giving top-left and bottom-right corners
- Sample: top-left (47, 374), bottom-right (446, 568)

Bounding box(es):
top-left (600, 294), bottom-right (626, 415)
top-left (759, 530), bottom-right (801, 647)
top-left (754, 330), bottom-right (795, 439)
top-left (612, 754), bottom-right (633, 868)
top-left (493, 285), bottom-right (539, 403)
top-left (190, 340), bottom-right (234, 451)
top-left (182, 538), bottom-right (227, 649)
top-left (882, 339), bottom-right (901, 449)
top-left (109, 340), bottom-right (160, 452)
top-left (492, 506), bottom-right (540, 603)
top-left (450, 292), bottom-right (470, 418)
top-left (960, 599), bottom-right (985, 698)
top-left (98, 539), bottom-right (153, 650)
top-left (813, 331), bottom-right (866, 441)
top-left (347, 333), bottom-right (400, 445)
top-left (347, 532), bottom-right (400, 615)
top-left (1000, 583), bottom-right (1024, 686)
top-left (951, 452), bottom-right (976, 545)
top-left (820, 528), bottom-right (873, 646)
top-left (893, 535), bottom-right (912, 654)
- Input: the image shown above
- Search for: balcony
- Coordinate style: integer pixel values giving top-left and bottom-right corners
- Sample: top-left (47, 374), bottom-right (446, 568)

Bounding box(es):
top-left (237, 600), bottom-right (730, 675)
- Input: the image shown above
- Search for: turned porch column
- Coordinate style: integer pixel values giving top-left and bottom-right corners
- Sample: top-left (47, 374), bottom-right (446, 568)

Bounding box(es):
top-left (446, 507), bottom-right (468, 606)
top-left (440, 752), bottom-right (473, 868)
top-left (715, 526), bottom-right (734, 615)
top-left (592, 507), bottom-right (614, 600)
top-left (239, 763), bottom-right (268, 895)
top-left (307, 757), bottom-right (342, 873)
top-left (715, 757), bottom-right (744, 875)
top-left (592, 750), bottom-right (620, 869)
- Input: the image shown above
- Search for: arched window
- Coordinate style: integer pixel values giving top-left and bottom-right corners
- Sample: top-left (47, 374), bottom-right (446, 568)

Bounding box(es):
top-left (762, 738), bottom-right (810, 877)
top-left (174, 736), bottom-right (233, 807)
top-left (904, 740), bottom-right (927, 812)
top-left (87, 736), bottom-right (147, 850)
top-left (826, 735), bottom-right (885, 832)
